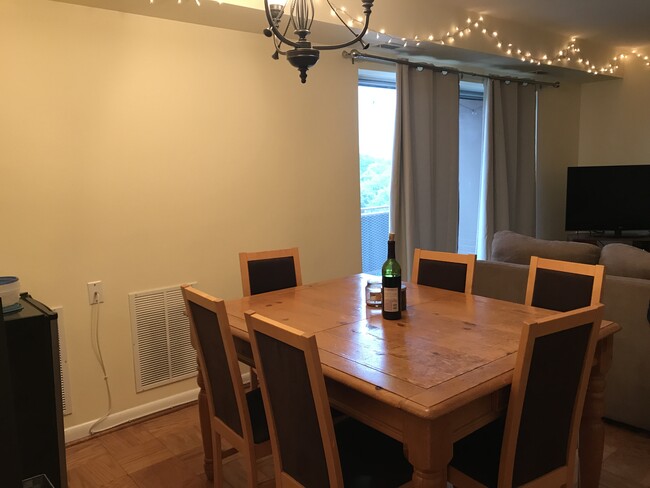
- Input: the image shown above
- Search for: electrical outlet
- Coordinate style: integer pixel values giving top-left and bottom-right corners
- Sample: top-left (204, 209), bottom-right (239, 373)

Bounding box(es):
top-left (87, 281), bottom-right (104, 305)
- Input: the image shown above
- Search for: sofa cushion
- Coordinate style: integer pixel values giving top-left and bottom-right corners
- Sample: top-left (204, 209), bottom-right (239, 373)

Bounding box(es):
top-left (599, 243), bottom-right (650, 280)
top-left (491, 231), bottom-right (601, 265)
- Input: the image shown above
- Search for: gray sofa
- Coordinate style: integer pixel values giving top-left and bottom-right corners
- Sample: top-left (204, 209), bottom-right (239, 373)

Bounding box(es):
top-left (471, 231), bottom-right (650, 431)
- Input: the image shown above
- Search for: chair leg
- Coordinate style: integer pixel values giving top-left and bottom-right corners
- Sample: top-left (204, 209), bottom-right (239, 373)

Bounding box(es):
top-left (245, 453), bottom-right (259, 488)
top-left (212, 431), bottom-right (225, 487)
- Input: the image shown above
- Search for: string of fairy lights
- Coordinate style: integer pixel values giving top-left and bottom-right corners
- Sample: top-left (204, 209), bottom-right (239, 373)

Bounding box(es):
top-left (330, 7), bottom-right (650, 76)
top-left (149, 0), bottom-right (650, 76)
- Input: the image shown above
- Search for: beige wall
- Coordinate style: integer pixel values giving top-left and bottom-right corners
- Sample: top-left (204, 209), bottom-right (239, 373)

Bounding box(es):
top-left (578, 59), bottom-right (650, 165)
top-left (537, 55), bottom-right (650, 239)
top-left (537, 82), bottom-right (582, 239)
top-left (3, 0), bottom-right (646, 435)
top-left (0, 0), bottom-right (361, 431)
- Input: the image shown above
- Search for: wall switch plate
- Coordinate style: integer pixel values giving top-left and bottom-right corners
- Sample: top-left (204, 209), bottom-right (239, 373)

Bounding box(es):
top-left (87, 281), bottom-right (104, 305)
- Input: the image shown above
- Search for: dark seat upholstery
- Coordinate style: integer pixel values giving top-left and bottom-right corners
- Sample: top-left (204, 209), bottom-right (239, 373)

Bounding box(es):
top-left (245, 311), bottom-right (414, 488)
top-left (181, 285), bottom-right (272, 487)
top-left (411, 248), bottom-right (476, 294)
top-left (239, 247), bottom-right (302, 297)
top-left (526, 256), bottom-right (605, 312)
top-left (448, 304), bottom-right (604, 488)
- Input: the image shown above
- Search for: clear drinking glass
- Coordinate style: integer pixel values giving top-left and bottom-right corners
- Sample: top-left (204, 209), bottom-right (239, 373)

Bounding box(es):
top-left (365, 280), bottom-right (382, 307)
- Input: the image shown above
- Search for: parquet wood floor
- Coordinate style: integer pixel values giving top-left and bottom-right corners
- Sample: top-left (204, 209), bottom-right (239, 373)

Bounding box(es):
top-left (65, 402), bottom-right (650, 487)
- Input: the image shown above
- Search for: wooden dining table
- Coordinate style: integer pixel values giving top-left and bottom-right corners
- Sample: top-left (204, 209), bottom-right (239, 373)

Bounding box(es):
top-left (196, 273), bottom-right (620, 488)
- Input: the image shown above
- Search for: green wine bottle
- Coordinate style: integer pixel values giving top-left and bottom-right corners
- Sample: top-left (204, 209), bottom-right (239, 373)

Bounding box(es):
top-left (382, 233), bottom-right (402, 320)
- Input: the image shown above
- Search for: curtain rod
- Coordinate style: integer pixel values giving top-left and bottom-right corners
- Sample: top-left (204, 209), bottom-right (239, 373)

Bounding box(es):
top-left (343, 49), bottom-right (561, 88)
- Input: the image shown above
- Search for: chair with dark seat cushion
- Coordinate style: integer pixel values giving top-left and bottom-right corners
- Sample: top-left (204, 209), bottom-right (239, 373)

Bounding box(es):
top-left (525, 256), bottom-right (605, 312)
top-left (411, 248), bottom-right (477, 294)
top-left (245, 311), bottom-right (414, 488)
top-left (448, 304), bottom-right (604, 488)
top-left (239, 247), bottom-right (302, 297)
top-left (181, 285), bottom-right (273, 487)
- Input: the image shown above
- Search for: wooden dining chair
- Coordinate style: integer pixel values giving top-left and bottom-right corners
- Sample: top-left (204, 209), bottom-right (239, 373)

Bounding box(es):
top-left (448, 304), bottom-right (604, 488)
top-left (239, 247), bottom-right (302, 297)
top-left (525, 256), bottom-right (605, 312)
top-left (411, 248), bottom-right (477, 294)
top-left (245, 311), bottom-right (414, 488)
top-left (181, 285), bottom-right (273, 487)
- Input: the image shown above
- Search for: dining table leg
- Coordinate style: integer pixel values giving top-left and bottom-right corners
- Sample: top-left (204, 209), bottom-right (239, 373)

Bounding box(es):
top-left (579, 335), bottom-right (614, 488)
top-left (403, 414), bottom-right (453, 488)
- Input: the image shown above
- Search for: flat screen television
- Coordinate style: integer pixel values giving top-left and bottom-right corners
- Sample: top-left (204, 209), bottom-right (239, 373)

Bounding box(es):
top-left (565, 164), bottom-right (650, 235)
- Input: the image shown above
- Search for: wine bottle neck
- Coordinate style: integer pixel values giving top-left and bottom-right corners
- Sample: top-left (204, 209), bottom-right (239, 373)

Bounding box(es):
top-left (387, 240), bottom-right (396, 259)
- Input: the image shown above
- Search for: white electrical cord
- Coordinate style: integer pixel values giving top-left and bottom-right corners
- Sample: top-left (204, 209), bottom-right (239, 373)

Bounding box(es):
top-left (89, 295), bottom-right (113, 435)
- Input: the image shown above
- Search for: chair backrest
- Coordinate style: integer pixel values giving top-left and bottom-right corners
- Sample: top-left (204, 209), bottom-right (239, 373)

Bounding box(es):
top-left (245, 312), bottom-right (343, 488)
top-left (525, 256), bottom-right (605, 312)
top-left (411, 248), bottom-right (476, 294)
top-left (239, 247), bottom-right (302, 297)
top-left (498, 304), bottom-right (604, 487)
top-left (181, 285), bottom-right (254, 444)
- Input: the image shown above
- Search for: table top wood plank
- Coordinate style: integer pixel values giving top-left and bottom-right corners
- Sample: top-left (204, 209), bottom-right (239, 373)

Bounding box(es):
top-left (317, 318), bottom-right (515, 390)
top-left (225, 274), bottom-right (620, 422)
top-left (318, 348), bottom-right (426, 401)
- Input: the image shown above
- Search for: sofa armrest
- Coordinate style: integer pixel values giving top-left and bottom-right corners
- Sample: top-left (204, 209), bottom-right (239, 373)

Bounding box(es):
top-left (602, 275), bottom-right (650, 430)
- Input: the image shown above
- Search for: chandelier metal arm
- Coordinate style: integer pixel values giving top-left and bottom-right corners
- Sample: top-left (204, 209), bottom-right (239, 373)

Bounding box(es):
top-left (326, 0), bottom-right (366, 43)
top-left (313, 14), bottom-right (372, 50)
top-left (263, 0), bottom-right (303, 49)
top-left (263, 0), bottom-right (374, 83)
top-left (264, 0), bottom-right (373, 49)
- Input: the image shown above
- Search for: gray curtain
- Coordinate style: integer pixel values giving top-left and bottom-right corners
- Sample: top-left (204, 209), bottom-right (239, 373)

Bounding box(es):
top-left (477, 79), bottom-right (537, 259)
top-left (390, 65), bottom-right (460, 277)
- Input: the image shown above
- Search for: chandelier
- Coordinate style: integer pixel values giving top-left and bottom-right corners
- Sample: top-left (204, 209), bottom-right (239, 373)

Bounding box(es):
top-left (263, 0), bottom-right (375, 83)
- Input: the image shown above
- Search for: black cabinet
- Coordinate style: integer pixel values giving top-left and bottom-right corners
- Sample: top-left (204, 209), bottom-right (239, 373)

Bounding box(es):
top-left (1, 297), bottom-right (22, 488)
top-left (1, 294), bottom-right (67, 488)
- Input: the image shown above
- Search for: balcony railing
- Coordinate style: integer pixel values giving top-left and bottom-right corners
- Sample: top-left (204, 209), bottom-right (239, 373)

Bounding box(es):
top-left (361, 206), bottom-right (389, 276)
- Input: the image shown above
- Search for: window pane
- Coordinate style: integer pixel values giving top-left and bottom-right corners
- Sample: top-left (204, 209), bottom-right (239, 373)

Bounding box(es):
top-left (358, 71), bottom-right (396, 275)
top-left (458, 81), bottom-right (485, 254)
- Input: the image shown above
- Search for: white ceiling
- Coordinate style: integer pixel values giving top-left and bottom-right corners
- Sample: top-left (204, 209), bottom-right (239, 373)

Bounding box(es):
top-left (448, 0), bottom-right (650, 47)
top-left (50, 0), bottom-right (649, 83)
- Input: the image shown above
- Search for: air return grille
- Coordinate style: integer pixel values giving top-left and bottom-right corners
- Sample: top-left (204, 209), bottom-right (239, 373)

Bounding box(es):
top-left (129, 284), bottom-right (197, 392)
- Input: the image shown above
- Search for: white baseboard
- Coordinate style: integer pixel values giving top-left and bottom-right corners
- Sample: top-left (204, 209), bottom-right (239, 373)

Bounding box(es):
top-left (65, 371), bottom-right (252, 444)
top-left (64, 388), bottom-right (200, 443)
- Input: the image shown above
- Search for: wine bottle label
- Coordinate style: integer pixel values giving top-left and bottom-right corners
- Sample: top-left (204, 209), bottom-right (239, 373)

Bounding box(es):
top-left (383, 287), bottom-right (399, 312)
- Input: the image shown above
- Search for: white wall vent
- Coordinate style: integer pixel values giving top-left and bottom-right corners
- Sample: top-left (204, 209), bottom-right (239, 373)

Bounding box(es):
top-left (129, 284), bottom-right (197, 392)
top-left (52, 306), bottom-right (72, 416)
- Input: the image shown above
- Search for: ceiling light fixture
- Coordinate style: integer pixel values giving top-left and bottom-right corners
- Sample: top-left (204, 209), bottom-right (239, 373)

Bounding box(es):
top-left (263, 0), bottom-right (374, 83)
